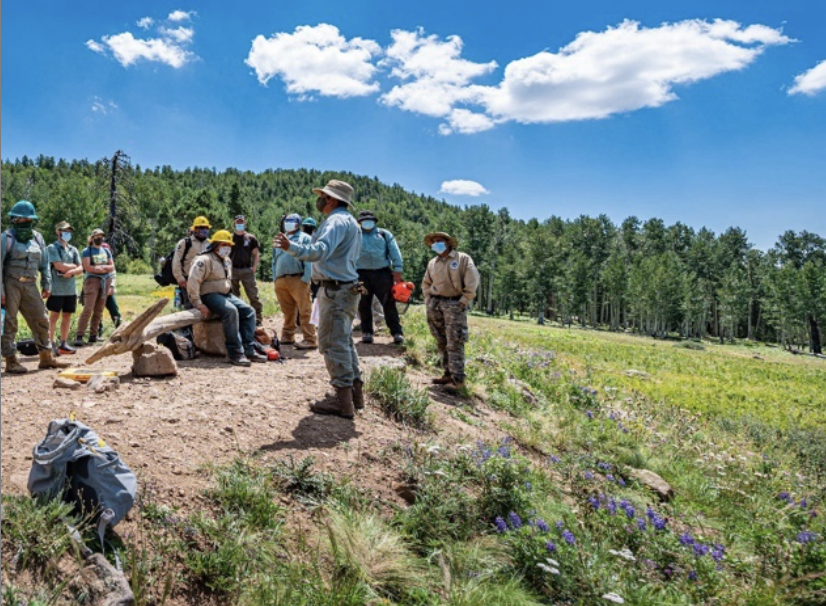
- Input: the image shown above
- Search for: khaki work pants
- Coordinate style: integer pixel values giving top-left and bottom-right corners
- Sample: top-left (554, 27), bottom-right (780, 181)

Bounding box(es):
top-left (317, 285), bottom-right (361, 388)
top-left (76, 277), bottom-right (106, 338)
top-left (231, 268), bottom-right (264, 325)
top-left (275, 276), bottom-right (317, 345)
top-left (1, 279), bottom-right (51, 356)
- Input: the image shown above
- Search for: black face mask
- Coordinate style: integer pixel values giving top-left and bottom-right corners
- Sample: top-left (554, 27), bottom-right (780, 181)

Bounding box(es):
top-left (93, 237), bottom-right (104, 246)
top-left (194, 228), bottom-right (209, 241)
top-left (316, 197), bottom-right (328, 213)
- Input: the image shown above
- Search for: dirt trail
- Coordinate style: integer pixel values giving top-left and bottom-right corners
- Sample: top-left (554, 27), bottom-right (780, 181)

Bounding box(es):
top-left (1, 327), bottom-right (509, 517)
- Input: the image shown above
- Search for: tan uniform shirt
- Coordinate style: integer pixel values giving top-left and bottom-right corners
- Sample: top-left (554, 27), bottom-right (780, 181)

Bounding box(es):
top-left (187, 252), bottom-right (232, 307)
top-left (171, 236), bottom-right (209, 283)
top-left (422, 249), bottom-right (479, 307)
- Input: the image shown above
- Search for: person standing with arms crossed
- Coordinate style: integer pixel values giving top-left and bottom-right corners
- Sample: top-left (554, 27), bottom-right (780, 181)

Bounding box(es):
top-left (46, 221), bottom-right (84, 355)
top-left (274, 180), bottom-right (362, 419)
top-left (229, 215), bottom-right (264, 326)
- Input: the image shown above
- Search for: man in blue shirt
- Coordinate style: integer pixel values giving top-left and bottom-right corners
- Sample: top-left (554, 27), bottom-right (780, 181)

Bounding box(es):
top-left (355, 210), bottom-right (405, 345)
top-left (272, 213), bottom-right (317, 349)
top-left (46, 221), bottom-right (84, 355)
top-left (274, 180), bottom-right (362, 420)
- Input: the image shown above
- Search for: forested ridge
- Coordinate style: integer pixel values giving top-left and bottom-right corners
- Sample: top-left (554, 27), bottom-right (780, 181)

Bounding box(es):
top-left (1, 153), bottom-right (824, 353)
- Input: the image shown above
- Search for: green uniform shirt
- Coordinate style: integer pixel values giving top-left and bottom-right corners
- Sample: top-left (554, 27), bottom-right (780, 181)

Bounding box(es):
top-left (47, 241), bottom-right (81, 297)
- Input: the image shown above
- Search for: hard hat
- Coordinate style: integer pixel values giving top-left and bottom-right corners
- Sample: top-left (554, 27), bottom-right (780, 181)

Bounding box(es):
top-left (209, 230), bottom-right (234, 246)
top-left (392, 281), bottom-right (415, 304)
top-left (9, 200), bottom-right (38, 220)
top-left (301, 217), bottom-right (317, 227)
top-left (192, 216), bottom-right (212, 229)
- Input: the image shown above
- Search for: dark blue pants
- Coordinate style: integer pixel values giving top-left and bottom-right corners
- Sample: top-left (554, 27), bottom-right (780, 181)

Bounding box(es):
top-left (201, 292), bottom-right (257, 358)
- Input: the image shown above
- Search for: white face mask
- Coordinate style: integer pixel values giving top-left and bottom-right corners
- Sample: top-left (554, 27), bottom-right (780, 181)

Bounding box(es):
top-left (216, 246), bottom-right (232, 259)
top-left (284, 221), bottom-right (299, 233)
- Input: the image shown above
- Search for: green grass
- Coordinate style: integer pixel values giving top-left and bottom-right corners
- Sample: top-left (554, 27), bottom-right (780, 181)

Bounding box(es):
top-left (367, 366), bottom-right (434, 430)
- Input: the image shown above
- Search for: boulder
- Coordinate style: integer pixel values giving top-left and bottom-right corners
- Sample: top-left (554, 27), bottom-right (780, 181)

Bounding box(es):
top-left (54, 377), bottom-right (82, 390)
top-left (77, 553), bottom-right (135, 606)
top-left (131, 343), bottom-right (178, 377)
top-left (88, 374), bottom-right (120, 394)
top-left (628, 468), bottom-right (674, 502)
top-left (192, 320), bottom-right (227, 356)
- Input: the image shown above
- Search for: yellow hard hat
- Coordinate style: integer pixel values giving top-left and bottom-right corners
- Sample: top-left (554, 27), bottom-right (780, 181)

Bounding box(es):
top-left (209, 230), bottom-right (234, 246)
top-left (192, 216), bottom-right (212, 229)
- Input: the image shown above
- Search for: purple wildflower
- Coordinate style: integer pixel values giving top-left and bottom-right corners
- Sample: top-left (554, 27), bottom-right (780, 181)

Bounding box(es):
top-left (562, 530), bottom-right (576, 545)
top-left (494, 517), bottom-right (508, 533)
top-left (778, 491), bottom-right (792, 503)
top-left (679, 532), bottom-right (694, 546)
top-left (625, 505), bottom-right (636, 519)
top-left (617, 477), bottom-right (626, 487)
top-left (586, 410), bottom-right (594, 420)
top-left (688, 570), bottom-right (698, 582)
top-left (797, 531), bottom-right (819, 544)
top-left (711, 545), bottom-right (725, 562)
top-left (693, 543), bottom-right (710, 557)
top-left (536, 519), bottom-right (550, 533)
top-left (598, 462), bottom-right (612, 471)
top-left (556, 521), bottom-right (565, 530)
top-left (584, 471), bottom-right (595, 480)
top-left (546, 541), bottom-right (557, 553)
top-left (588, 496), bottom-right (600, 510)
top-left (622, 427), bottom-right (629, 434)
top-left (549, 455), bottom-right (562, 464)
top-left (606, 474), bottom-right (615, 482)
top-left (508, 512), bottom-right (523, 530)
top-left (799, 498), bottom-right (808, 510)
top-left (637, 518), bottom-right (647, 531)
top-left (607, 498), bottom-right (618, 516)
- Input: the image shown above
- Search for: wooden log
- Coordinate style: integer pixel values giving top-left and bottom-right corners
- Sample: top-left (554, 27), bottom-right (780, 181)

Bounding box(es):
top-left (84, 299), bottom-right (206, 364)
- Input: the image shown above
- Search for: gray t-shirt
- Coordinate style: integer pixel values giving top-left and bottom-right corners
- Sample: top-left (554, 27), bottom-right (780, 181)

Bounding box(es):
top-left (47, 241), bottom-right (81, 297)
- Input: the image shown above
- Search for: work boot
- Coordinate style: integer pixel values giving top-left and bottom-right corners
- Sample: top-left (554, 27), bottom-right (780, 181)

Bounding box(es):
top-left (431, 372), bottom-right (453, 385)
top-left (393, 334), bottom-right (405, 345)
top-left (113, 316), bottom-right (122, 328)
top-left (310, 387), bottom-right (355, 419)
top-left (38, 348), bottom-right (71, 370)
top-left (361, 333), bottom-right (374, 344)
top-left (353, 380), bottom-right (365, 410)
top-left (73, 336), bottom-right (87, 348)
top-left (228, 355), bottom-right (252, 367)
top-left (443, 379), bottom-right (466, 395)
top-left (245, 350), bottom-right (268, 363)
top-left (4, 355), bottom-right (28, 374)
top-left (294, 341), bottom-right (318, 350)
top-left (88, 335), bottom-right (98, 345)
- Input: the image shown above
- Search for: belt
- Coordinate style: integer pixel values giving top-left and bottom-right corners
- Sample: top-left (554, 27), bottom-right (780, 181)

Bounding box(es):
top-left (278, 273), bottom-right (303, 278)
top-left (316, 279), bottom-right (356, 290)
top-left (16, 276), bottom-right (37, 283)
top-left (431, 295), bottom-right (462, 301)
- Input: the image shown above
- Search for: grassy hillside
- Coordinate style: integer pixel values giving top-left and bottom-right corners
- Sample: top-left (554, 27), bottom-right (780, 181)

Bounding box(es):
top-left (2, 275), bottom-right (824, 605)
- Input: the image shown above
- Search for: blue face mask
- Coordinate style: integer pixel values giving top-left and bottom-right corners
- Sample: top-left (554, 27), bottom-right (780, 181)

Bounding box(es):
top-left (60, 231), bottom-right (72, 242)
top-left (361, 220), bottom-right (376, 231)
top-left (235, 223), bottom-right (245, 232)
top-left (284, 221), bottom-right (299, 233)
top-left (431, 241), bottom-right (447, 255)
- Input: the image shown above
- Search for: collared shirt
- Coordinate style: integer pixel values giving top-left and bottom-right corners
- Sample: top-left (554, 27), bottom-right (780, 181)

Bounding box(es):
top-left (47, 241), bottom-right (81, 296)
top-left (187, 252), bottom-right (232, 307)
top-left (1, 229), bottom-right (51, 296)
top-left (422, 249), bottom-right (480, 307)
top-left (357, 228), bottom-right (404, 272)
top-left (273, 231), bottom-right (312, 281)
top-left (287, 207), bottom-right (361, 283)
top-left (172, 236), bottom-right (209, 283)
top-left (230, 232), bottom-right (260, 269)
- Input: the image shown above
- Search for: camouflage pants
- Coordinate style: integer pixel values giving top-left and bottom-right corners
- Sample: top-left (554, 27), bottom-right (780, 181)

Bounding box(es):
top-left (426, 298), bottom-right (469, 381)
top-left (2, 279), bottom-right (51, 357)
top-left (317, 284), bottom-right (362, 388)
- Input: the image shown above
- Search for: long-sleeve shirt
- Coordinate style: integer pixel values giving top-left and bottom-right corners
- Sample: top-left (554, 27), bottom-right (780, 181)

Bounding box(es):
top-left (421, 249), bottom-right (480, 308)
top-left (187, 252), bottom-right (232, 307)
top-left (1, 229), bottom-right (51, 297)
top-left (172, 236), bottom-right (208, 283)
top-left (273, 231), bottom-right (312, 282)
top-left (357, 228), bottom-right (404, 272)
top-left (286, 208), bottom-right (361, 283)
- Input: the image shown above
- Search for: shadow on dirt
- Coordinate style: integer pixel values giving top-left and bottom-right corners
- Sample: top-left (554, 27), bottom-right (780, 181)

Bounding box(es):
top-left (258, 413), bottom-right (362, 452)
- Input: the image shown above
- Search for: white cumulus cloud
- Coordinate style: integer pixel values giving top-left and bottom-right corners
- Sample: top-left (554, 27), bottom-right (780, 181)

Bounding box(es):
top-left (440, 180), bottom-right (490, 197)
top-left (168, 10), bottom-right (193, 22)
top-left (86, 14), bottom-right (197, 68)
top-left (480, 19), bottom-right (792, 125)
top-left (246, 24), bottom-right (381, 98)
top-left (789, 60), bottom-right (826, 96)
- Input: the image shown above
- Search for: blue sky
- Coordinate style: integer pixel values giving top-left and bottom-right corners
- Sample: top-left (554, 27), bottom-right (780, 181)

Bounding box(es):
top-left (2, 0), bottom-right (824, 250)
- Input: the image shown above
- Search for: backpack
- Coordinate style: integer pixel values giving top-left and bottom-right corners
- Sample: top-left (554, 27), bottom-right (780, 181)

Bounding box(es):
top-left (157, 331), bottom-right (197, 360)
top-left (16, 339), bottom-right (39, 356)
top-left (28, 419), bottom-right (137, 557)
top-left (154, 237), bottom-right (192, 286)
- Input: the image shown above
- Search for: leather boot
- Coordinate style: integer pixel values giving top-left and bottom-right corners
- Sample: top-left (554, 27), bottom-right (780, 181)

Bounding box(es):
top-left (4, 355), bottom-right (28, 374)
top-left (443, 379), bottom-right (466, 394)
top-left (310, 387), bottom-right (355, 419)
top-left (431, 372), bottom-right (453, 385)
top-left (353, 380), bottom-right (365, 410)
top-left (38, 348), bottom-right (71, 370)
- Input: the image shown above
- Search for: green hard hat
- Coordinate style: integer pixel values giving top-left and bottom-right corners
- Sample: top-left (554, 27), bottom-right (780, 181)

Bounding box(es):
top-left (9, 200), bottom-right (38, 220)
top-left (301, 217), bottom-right (317, 227)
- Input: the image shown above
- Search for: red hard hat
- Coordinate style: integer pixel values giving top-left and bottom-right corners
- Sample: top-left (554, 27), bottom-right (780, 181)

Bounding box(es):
top-left (392, 281), bottom-right (415, 304)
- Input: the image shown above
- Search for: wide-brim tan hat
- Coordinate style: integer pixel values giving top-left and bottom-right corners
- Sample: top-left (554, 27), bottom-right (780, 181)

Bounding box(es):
top-left (424, 232), bottom-right (458, 248)
top-left (90, 228), bottom-right (105, 237)
top-left (312, 179), bottom-right (354, 206)
top-left (55, 221), bottom-right (73, 232)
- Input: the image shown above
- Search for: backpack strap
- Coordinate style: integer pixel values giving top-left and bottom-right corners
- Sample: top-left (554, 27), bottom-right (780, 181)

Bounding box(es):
top-left (3, 229), bottom-right (14, 256)
top-left (180, 237), bottom-right (193, 277)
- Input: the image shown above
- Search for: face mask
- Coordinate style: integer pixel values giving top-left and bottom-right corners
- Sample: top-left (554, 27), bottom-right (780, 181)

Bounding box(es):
top-left (13, 223), bottom-right (34, 242)
top-left (194, 228), bottom-right (209, 241)
top-left (431, 241), bottom-right (447, 255)
top-left (284, 221), bottom-right (299, 233)
top-left (60, 231), bottom-right (72, 242)
top-left (235, 223), bottom-right (245, 232)
top-left (93, 237), bottom-right (104, 246)
top-left (316, 197), bottom-right (328, 213)
top-left (216, 246), bottom-right (232, 259)
top-left (361, 220), bottom-right (376, 231)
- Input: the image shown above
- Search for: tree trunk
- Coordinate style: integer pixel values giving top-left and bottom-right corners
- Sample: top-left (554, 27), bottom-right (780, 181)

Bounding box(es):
top-left (810, 315), bottom-right (823, 355)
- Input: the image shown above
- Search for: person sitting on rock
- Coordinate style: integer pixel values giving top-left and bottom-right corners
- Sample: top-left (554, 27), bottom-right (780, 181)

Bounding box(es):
top-left (186, 230), bottom-right (267, 367)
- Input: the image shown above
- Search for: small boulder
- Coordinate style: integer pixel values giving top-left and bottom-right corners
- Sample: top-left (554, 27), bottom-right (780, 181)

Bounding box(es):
top-left (78, 553), bottom-right (135, 606)
top-left (625, 369), bottom-right (650, 378)
top-left (628, 468), bottom-right (674, 502)
top-left (54, 377), bottom-right (82, 390)
top-left (88, 374), bottom-right (120, 394)
top-left (193, 320), bottom-right (227, 356)
top-left (132, 343), bottom-right (178, 377)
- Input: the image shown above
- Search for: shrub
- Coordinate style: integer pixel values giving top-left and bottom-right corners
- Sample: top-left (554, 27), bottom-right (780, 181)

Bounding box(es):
top-left (271, 455), bottom-right (333, 504)
top-left (0, 495), bottom-right (80, 571)
top-left (367, 367), bottom-right (433, 429)
top-left (208, 459), bottom-right (282, 531)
